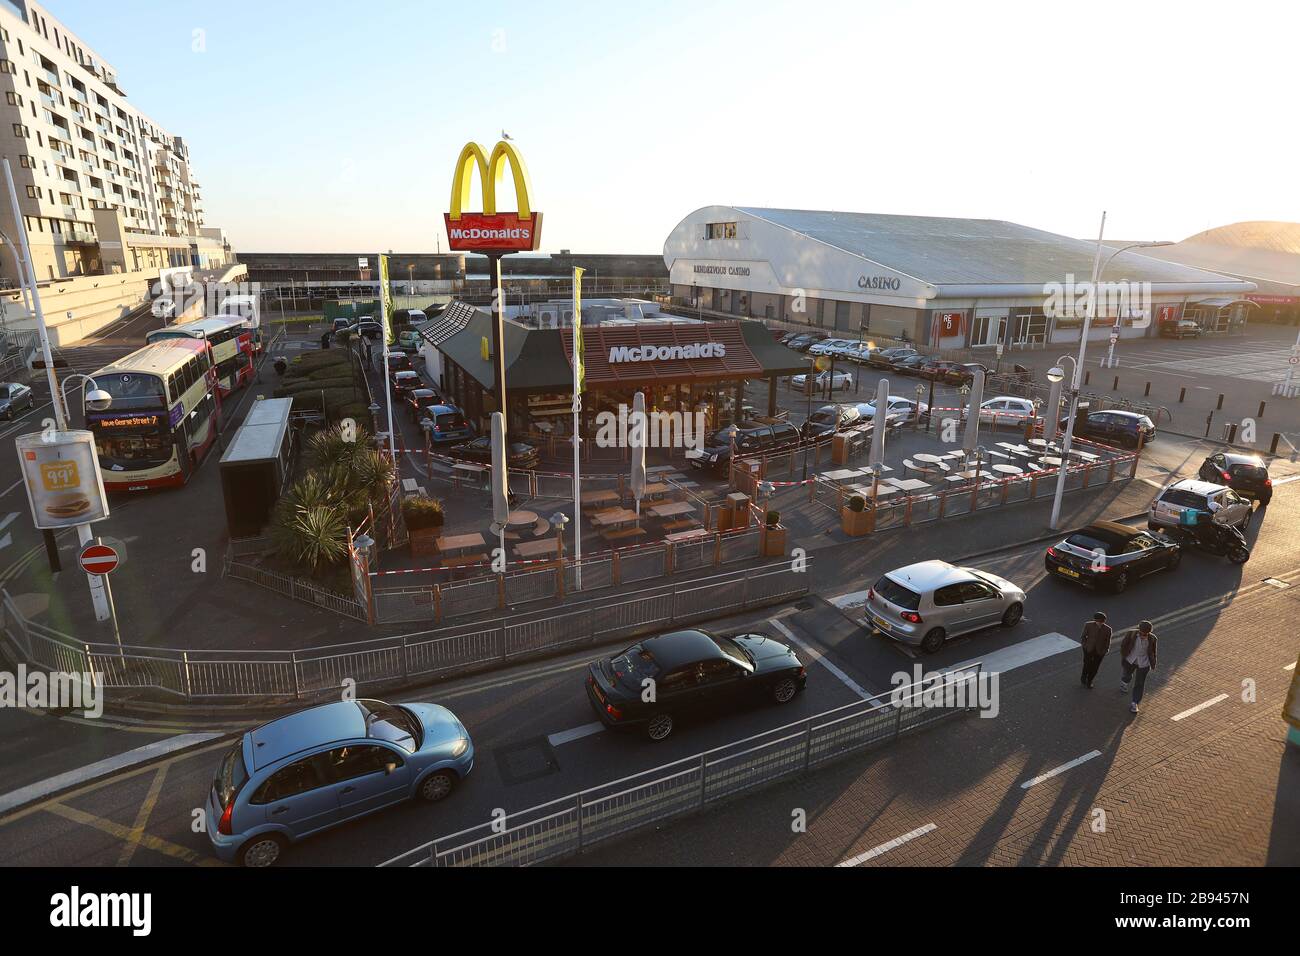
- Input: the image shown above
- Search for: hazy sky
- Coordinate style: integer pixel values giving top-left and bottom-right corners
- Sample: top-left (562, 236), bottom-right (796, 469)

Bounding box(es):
top-left (47, 0), bottom-right (1298, 254)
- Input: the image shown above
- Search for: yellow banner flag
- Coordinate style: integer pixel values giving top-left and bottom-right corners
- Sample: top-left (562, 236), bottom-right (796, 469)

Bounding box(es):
top-left (378, 254), bottom-right (394, 346)
top-left (573, 266), bottom-right (585, 394)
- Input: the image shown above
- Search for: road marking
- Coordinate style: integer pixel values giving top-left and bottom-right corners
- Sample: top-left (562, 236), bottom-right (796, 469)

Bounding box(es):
top-left (1285, 662), bottom-right (1296, 671)
top-left (828, 588), bottom-right (871, 610)
top-left (770, 618), bottom-right (869, 699)
top-left (116, 764), bottom-right (168, 867)
top-left (1020, 750), bottom-right (1102, 789)
top-left (43, 801), bottom-right (221, 866)
top-left (836, 823), bottom-right (937, 867)
top-left (946, 632), bottom-right (1075, 677)
top-left (1273, 474), bottom-right (1300, 487)
top-left (0, 513), bottom-right (18, 533)
top-left (547, 722), bottom-right (605, 747)
top-left (1171, 694), bottom-right (1229, 722)
top-left (0, 478), bottom-right (23, 498)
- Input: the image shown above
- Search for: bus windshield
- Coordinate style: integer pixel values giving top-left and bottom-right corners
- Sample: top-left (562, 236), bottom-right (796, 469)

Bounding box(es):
top-left (90, 421), bottom-right (173, 468)
top-left (93, 372), bottom-right (167, 407)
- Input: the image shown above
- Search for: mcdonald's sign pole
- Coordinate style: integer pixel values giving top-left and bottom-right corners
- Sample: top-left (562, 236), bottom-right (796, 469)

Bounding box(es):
top-left (445, 140), bottom-right (542, 438)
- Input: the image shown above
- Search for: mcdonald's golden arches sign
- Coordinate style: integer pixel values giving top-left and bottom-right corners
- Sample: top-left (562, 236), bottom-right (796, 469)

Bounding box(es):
top-left (444, 140), bottom-right (542, 252)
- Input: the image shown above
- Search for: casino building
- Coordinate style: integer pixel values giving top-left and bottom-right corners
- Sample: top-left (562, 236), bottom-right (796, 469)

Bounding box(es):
top-left (662, 206), bottom-right (1259, 352)
top-left (424, 299), bottom-right (807, 437)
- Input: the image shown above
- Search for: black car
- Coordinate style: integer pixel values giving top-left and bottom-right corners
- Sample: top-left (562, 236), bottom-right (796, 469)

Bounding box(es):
top-left (586, 629), bottom-right (807, 740)
top-left (1045, 520), bottom-right (1181, 593)
top-left (918, 360), bottom-right (968, 383)
top-left (800, 403), bottom-right (862, 439)
top-left (338, 320), bottom-right (383, 341)
top-left (867, 347), bottom-right (916, 370)
top-left (1066, 408), bottom-right (1155, 449)
top-left (891, 354), bottom-right (929, 376)
top-left (1198, 451), bottom-right (1272, 505)
top-left (404, 387), bottom-right (441, 422)
top-left (390, 369), bottom-right (423, 399)
top-left (955, 363), bottom-right (990, 386)
top-left (454, 436), bottom-right (539, 470)
top-left (786, 334), bottom-right (820, 353)
top-left (687, 420), bottom-right (801, 474)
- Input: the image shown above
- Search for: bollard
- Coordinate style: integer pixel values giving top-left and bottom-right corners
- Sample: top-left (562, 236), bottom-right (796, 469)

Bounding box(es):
top-left (1084, 370), bottom-right (1091, 386)
top-left (1225, 422), bottom-right (1238, 444)
top-left (1179, 386), bottom-right (1186, 403)
top-left (1271, 433), bottom-right (1282, 455)
top-left (1144, 381), bottom-right (1151, 397)
top-left (1216, 393), bottom-right (1225, 410)
top-left (1258, 400), bottom-right (1266, 419)
top-left (1205, 412), bottom-right (1213, 437)
top-left (1112, 375), bottom-right (1119, 391)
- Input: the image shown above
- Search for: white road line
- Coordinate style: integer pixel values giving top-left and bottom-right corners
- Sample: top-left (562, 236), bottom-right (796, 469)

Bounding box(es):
top-left (0, 513), bottom-right (18, 533)
top-left (1273, 475), bottom-right (1300, 487)
top-left (1171, 693), bottom-right (1229, 722)
top-left (829, 588), bottom-right (871, 610)
top-left (946, 632), bottom-right (1076, 677)
top-left (1020, 750), bottom-right (1102, 789)
top-left (770, 618), bottom-right (869, 699)
top-left (0, 478), bottom-right (22, 497)
top-left (836, 823), bottom-right (937, 867)
top-left (1285, 661), bottom-right (1296, 671)
top-left (547, 722), bottom-right (605, 747)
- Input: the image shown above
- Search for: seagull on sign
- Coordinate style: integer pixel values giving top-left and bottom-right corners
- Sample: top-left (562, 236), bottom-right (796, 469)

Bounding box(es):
top-left (501, 130), bottom-right (513, 141)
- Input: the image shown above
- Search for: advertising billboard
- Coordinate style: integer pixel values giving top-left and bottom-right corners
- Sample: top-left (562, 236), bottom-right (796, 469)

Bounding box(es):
top-left (15, 430), bottom-right (110, 529)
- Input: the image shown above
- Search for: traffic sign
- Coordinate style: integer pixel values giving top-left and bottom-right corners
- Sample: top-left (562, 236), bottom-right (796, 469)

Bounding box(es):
top-left (79, 542), bottom-right (119, 575)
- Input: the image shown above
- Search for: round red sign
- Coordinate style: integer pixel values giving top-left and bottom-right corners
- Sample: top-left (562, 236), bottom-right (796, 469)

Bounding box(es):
top-left (79, 543), bottom-right (119, 575)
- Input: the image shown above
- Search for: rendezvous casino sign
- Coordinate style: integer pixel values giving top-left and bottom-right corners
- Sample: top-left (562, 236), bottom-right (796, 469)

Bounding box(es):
top-left (444, 140), bottom-right (542, 253)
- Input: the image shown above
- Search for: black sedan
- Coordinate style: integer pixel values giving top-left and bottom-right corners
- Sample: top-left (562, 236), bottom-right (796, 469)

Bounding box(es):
top-left (867, 347), bottom-right (917, 370)
top-left (1045, 520), bottom-right (1180, 593)
top-left (586, 629), bottom-right (807, 740)
top-left (1198, 451), bottom-right (1272, 506)
top-left (1064, 408), bottom-right (1155, 449)
top-left (890, 354), bottom-right (929, 376)
top-left (453, 436), bottom-right (540, 470)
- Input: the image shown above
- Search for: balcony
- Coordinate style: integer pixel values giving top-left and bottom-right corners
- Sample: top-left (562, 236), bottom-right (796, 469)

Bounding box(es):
top-left (41, 69), bottom-right (60, 88)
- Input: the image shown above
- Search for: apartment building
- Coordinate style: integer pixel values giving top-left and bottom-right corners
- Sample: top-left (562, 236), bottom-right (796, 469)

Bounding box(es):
top-left (0, 0), bottom-right (229, 285)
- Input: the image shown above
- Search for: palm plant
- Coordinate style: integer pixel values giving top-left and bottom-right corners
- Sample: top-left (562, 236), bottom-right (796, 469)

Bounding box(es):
top-left (271, 503), bottom-right (350, 572)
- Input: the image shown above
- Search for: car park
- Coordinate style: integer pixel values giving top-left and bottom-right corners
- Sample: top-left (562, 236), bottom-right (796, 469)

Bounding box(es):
top-left (454, 436), bottom-right (540, 470)
top-left (800, 403), bottom-right (863, 439)
top-left (1045, 520), bottom-right (1181, 593)
top-left (1148, 478), bottom-right (1253, 533)
top-left (864, 560), bottom-right (1026, 654)
top-left (1197, 451), bottom-right (1272, 505)
top-left (1066, 407), bottom-right (1155, 449)
top-left (419, 403), bottom-right (475, 445)
top-left (856, 395), bottom-right (929, 425)
top-left (390, 369), bottom-right (423, 399)
top-left (206, 699), bottom-right (473, 867)
top-left (789, 368), bottom-right (854, 392)
top-left (0, 382), bottom-right (33, 418)
top-left (586, 628), bottom-right (807, 741)
top-left (687, 420), bottom-right (801, 475)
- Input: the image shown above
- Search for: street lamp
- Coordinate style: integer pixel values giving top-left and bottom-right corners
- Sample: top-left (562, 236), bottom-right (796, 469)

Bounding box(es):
top-left (1098, 240), bottom-right (1174, 370)
top-left (914, 382), bottom-right (926, 431)
top-left (549, 512), bottom-right (569, 564)
top-left (59, 374), bottom-right (112, 422)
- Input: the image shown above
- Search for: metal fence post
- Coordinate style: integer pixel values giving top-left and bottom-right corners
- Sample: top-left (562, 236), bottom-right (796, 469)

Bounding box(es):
top-left (802, 717), bottom-right (814, 772)
top-left (698, 753), bottom-right (708, 808)
top-left (575, 793), bottom-right (584, 853)
top-left (291, 651), bottom-right (301, 699)
top-left (182, 651), bottom-right (193, 700)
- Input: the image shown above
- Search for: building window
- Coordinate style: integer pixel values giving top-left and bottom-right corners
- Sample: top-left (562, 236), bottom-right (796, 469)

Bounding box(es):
top-left (5, 92), bottom-right (21, 107)
top-left (11, 123), bottom-right (28, 138)
top-left (18, 155), bottom-right (33, 168)
top-left (0, 59), bottom-right (16, 75)
top-left (25, 186), bottom-right (39, 199)
top-left (705, 222), bottom-right (738, 240)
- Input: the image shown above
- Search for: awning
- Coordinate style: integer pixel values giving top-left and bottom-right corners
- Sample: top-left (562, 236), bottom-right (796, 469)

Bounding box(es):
top-left (1190, 297), bottom-right (1259, 309)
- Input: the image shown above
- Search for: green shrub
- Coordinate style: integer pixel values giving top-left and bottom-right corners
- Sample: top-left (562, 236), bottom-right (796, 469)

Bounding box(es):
top-left (401, 496), bottom-right (444, 530)
top-left (765, 510), bottom-right (780, 527)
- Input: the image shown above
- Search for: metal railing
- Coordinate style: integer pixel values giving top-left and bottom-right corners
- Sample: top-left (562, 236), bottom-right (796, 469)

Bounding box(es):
top-left (0, 563), bottom-right (808, 704)
top-left (382, 663), bottom-right (984, 867)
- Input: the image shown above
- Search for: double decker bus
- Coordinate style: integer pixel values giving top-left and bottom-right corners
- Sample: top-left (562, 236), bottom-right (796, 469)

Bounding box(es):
top-left (85, 338), bottom-right (222, 492)
top-left (146, 315), bottom-right (254, 396)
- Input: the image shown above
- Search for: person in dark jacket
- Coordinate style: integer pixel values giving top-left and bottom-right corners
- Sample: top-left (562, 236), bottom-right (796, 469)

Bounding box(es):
top-left (1119, 621), bottom-right (1158, 713)
top-left (1079, 611), bottom-right (1112, 688)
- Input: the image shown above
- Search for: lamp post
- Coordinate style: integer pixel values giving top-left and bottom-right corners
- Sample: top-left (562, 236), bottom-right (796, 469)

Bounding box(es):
top-left (914, 382), bottom-right (926, 431)
top-left (1047, 355), bottom-right (1078, 529)
top-left (1098, 240), bottom-right (1174, 370)
top-left (550, 512), bottom-right (569, 566)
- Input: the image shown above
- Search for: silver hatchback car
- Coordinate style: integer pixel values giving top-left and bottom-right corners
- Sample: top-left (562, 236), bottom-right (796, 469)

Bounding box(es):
top-left (207, 699), bottom-right (474, 867)
top-left (865, 560), bottom-right (1026, 654)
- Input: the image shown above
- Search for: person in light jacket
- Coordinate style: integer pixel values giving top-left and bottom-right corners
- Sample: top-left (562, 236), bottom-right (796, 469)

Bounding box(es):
top-left (1119, 621), bottom-right (1158, 714)
top-left (1079, 611), bottom-right (1112, 688)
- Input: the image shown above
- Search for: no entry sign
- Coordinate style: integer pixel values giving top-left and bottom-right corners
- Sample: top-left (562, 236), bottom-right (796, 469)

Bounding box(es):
top-left (79, 543), bottom-right (119, 575)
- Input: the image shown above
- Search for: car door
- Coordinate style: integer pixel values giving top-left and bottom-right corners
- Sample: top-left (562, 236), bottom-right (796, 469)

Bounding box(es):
top-left (956, 580), bottom-right (1005, 631)
top-left (320, 744), bottom-right (412, 821)
top-left (252, 754), bottom-right (339, 838)
top-left (1126, 533), bottom-right (1162, 575)
top-left (1200, 454), bottom-right (1225, 483)
top-left (693, 657), bottom-right (748, 710)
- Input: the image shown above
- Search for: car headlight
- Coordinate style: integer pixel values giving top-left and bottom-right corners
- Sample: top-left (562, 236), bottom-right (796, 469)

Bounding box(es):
top-left (707, 453), bottom-right (719, 462)
top-left (450, 737), bottom-right (470, 757)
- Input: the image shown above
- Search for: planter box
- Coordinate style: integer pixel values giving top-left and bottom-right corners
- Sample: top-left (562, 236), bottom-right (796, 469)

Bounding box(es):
top-left (759, 525), bottom-right (786, 557)
top-left (840, 506), bottom-right (874, 536)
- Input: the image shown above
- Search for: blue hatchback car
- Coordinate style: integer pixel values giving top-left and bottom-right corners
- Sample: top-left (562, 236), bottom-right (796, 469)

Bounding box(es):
top-left (207, 699), bottom-right (473, 867)
top-left (419, 403), bottom-right (475, 446)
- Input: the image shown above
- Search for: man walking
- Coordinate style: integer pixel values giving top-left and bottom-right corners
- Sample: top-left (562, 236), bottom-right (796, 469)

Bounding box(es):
top-left (1119, 621), bottom-right (1158, 714)
top-left (1079, 611), bottom-right (1112, 688)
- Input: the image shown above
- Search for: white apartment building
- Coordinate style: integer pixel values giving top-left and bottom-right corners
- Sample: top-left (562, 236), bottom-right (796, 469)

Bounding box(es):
top-left (0, 0), bottom-right (229, 284)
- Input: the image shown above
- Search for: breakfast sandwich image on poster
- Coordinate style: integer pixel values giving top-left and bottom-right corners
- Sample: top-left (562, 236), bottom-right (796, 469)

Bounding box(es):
top-left (15, 431), bottom-right (110, 529)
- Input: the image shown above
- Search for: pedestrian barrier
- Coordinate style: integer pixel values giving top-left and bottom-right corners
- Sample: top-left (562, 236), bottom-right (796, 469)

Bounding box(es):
top-left (381, 662), bottom-right (984, 867)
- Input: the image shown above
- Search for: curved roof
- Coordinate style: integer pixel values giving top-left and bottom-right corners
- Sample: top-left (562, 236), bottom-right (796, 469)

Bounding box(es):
top-left (1180, 221), bottom-right (1300, 254)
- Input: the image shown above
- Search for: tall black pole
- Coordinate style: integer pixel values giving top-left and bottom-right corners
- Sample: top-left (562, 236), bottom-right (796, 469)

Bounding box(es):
top-left (488, 252), bottom-right (508, 437)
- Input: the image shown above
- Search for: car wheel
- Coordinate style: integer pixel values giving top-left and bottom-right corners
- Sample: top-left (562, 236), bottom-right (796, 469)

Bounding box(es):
top-left (646, 713), bottom-right (674, 741)
top-left (772, 676), bottom-right (799, 704)
top-left (417, 770), bottom-right (456, 802)
top-left (1259, 494), bottom-right (1271, 507)
top-left (239, 834), bottom-right (286, 868)
top-left (920, 628), bottom-right (946, 654)
top-left (1111, 570), bottom-right (1129, 594)
top-left (1165, 549), bottom-right (1182, 571)
top-left (1001, 602), bottom-right (1023, 627)
top-left (1229, 545), bottom-right (1250, 565)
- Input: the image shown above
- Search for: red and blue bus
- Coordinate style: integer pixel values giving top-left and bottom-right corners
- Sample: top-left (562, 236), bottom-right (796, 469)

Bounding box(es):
top-left (85, 339), bottom-right (223, 492)
top-left (146, 315), bottom-right (254, 396)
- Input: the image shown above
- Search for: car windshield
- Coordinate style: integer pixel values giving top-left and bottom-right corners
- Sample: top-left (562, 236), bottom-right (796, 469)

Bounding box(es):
top-left (875, 574), bottom-right (921, 611)
top-left (711, 427), bottom-right (737, 446)
top-left (809, 410), bottom-right (836, 425)
top-left (712, 634), bottom-right (755, 669)
top-left (213, 742), bottom-right (247, 808)
top-left (357, 700), bottom-right (422, 754)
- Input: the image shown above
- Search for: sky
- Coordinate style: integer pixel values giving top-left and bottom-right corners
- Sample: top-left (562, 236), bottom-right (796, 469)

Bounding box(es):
top-left (44, 0), bottom-right (1300, 255)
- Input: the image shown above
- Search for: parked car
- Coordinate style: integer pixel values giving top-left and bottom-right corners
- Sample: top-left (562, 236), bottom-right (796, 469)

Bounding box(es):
top-left (856, 395), bottom-right (929, 426)
top-left (586, 628), bottom-right (806, 740)
top-left (963, 396), bottom-right (1037, 427)
top-left (1147, 478), bottom-right (1253, 533)
top-left (397, 329), bottom-right (424, 352)
top-left (867, 347), bottom-right (917, 369)
top-left (1045, 521), bottom-right (1181, 593)
top-left (1159, 319), bottom-right (1202, 339)
top-left (789, 369), bottom-right (854, 392)
top-left (419, 403), bottom-right (475, 445)
top-left (0, 382), bottom-right (33, 419)
top-left (206, 699), bottom-right (473, 867)
top-left (890, 354), bottom-right (929, 376)
top-left (955, 363), bottom-right (991, 386)
top-left (1066, 408), bottom-right (1155, 449)
top-left (454, 436), bottom-right (540, 470)
top-left (384, 350), bottom-right (413, 374)
top-left (864, 560), bottom-right (1026, 654)
top-left (390, 369), bottom-right (423, 399)
top-left (331, 317), bottom-right (352, 335)
top-left (338, 320), bottom-right (383, 341)
top-left (785, 334), bottom-right (820, 352)
top-left (686, 420), bottom-right (801, 475)
top-left (827, 341), bottom-right (874, 363)
top-left (919, 359), bottom-right (969, 383)
top-left (1197, 451), bottom-right (1272, 506)
top-left (800, 403), bottom-right (863, 439)
top-left (404, 388), bottom-right (441, 423)
top-left (808, 338), bottom-right (853, 357)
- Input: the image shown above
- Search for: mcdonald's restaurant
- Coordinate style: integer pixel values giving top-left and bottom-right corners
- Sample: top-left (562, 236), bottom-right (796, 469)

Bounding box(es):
top-left (663, 206), bottom-right (1259, 351)
top-left (426, 303), bottom-right (808, 440)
